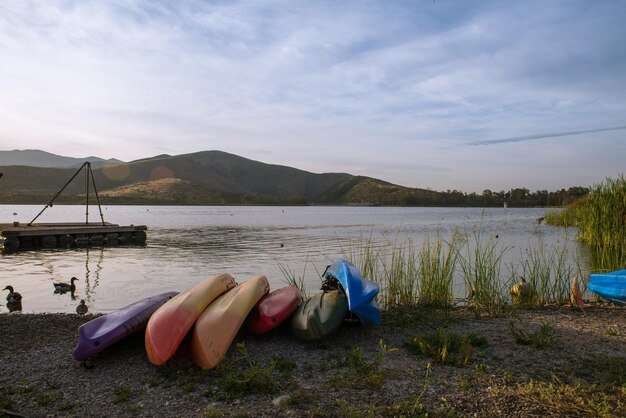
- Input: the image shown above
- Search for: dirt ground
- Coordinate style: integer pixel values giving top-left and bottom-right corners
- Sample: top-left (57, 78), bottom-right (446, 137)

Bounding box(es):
top-left (1, 304), bottom-right (625, 417)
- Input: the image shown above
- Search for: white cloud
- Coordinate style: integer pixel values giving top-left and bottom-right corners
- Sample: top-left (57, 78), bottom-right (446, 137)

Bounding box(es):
top-left (0, 0), bottom-right (625, 192)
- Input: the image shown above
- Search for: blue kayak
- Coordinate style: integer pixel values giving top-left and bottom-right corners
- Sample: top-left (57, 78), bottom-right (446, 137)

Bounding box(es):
top-left (588, 269), bottom-right (626, 305)
top-left (323, 259), bottom-right (381, 326)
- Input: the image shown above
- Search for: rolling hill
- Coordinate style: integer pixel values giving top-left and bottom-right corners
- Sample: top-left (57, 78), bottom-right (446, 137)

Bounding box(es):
top-left (0, 149), bottom-right (123, 168)
top-left (0, 150), bottom-right (443, 205)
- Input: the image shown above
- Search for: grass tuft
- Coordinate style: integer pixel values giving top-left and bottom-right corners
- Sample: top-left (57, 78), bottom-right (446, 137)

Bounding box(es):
top-left (406, 328), bottom-right (488, 366)
top-left (509, 320), bottom-right (560, 349)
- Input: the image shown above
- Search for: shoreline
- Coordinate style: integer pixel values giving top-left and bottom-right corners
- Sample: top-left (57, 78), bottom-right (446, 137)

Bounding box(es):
top-left (1, 305), bottom-right (625, 417)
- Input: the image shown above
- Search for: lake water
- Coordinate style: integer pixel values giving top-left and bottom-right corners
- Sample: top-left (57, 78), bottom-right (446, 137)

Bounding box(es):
top-left (0, 205), bottom-right (582, 314)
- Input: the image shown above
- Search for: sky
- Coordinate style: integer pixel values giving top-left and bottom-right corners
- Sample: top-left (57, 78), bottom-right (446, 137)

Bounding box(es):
top-left (1, 1), bottom-right (625, 193)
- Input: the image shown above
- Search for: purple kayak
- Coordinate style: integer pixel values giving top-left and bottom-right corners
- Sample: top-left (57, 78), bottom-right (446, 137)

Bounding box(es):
top-left (73, 291), bottom-right (178, 361)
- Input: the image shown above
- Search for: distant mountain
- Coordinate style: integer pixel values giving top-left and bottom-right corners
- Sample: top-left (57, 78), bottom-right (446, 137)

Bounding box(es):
top-left (0, 149), bottom-right (123, 169)
top-left (0, 149), bottom-right (444, 205)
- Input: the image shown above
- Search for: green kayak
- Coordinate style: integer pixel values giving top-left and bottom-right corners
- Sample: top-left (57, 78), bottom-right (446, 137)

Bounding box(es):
top-left (291, 290), bottom-right (348, 341)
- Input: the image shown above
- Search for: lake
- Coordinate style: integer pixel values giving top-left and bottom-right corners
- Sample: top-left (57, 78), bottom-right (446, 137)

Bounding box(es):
top-left (0, 205), bottom-right (581, 313)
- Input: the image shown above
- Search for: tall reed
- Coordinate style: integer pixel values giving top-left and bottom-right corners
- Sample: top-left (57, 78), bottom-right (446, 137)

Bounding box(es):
top-left (457, 226), bottom-right (508, 316)
top-left (577, 174), bottom-right (626, 271)
top-left (277, 258), bottom-right (310, 298)
top-left (417, 234), bottom-right (458, 308)
top-left (343, 236), bottom-right (420, 310)
top-left (513, 241), bottom-right (579, 306)
top-left (380, 242), bottom-right (420, 309)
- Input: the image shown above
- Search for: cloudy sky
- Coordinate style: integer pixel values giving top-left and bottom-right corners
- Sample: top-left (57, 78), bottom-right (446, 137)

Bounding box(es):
top-left (1, 1), bottom-right (625, 192)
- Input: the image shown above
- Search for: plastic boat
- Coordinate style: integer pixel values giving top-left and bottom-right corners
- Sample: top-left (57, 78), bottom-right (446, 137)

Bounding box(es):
top-left (291, 290), bottom-right (348, 341)
top-left (588, 269), bottom-right (626, 305)
top-left (191, 275), bottom-right (270, 369)
top-left (73, 291), bottom-right (178, 361)
top-left (246, 285), bottom-right (302, 335)
top-left (145, 273), bottom-right (237, 365)
top-left (322, 259), bottom-right (381, 325)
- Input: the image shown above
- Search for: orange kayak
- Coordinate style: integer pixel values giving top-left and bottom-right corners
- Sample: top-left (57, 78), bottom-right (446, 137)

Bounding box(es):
top-left (145, 273), bottom-right (237, 366)
top-left (191, 275), bottom-right (269, 369)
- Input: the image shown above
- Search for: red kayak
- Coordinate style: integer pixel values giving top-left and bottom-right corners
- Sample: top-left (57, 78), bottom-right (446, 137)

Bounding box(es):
top-left (246, 286), bottom-right (302, 335)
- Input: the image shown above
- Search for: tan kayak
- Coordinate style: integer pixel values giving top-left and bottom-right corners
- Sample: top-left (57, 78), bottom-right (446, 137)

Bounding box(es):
top-left (145, 273), bottom-right (237, 366)
top-left (191, 275), bottom-right (270, 369)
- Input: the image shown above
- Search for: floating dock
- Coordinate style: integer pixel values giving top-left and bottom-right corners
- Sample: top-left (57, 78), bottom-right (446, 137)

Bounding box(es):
top-left (0, 222), bottom-right (147, 252)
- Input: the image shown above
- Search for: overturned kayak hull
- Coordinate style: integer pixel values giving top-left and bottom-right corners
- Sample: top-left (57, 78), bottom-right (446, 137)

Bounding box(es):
top-left (324, 259), bottom-right (381, 326)
top-left (191, 275), bottom-right (270, 369)
top-left (246, 285), bottom-right (302, 335)
top-left (73, 291), bottom-right (178, 361)
top-left (291, 290), bottom-right (348, 341)
top-left (145, 273), bottom-right (237, 365)
top-left (588, 269), bottom-right (626, 305)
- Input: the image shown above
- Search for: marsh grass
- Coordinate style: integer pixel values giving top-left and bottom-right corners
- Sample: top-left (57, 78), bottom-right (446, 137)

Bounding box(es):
top-left (277, 259), bottom-right (311, 298)
top-left (458, 226), bottom-right (509, 316)
top-left (513, 240), bottom-right (581, 306)
top-left (417, 234), bottom-right (458, 308)
top-left (578, 174), bottom-right (626, 271)
top-left (342, 235), bottom-right (419, 309)
top-left (588, 243), bottom-right (625, 274)
top-left (284, 222), bottom-right (585, 314)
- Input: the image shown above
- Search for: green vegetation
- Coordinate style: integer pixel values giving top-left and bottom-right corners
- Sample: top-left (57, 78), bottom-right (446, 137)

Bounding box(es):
top-left (543, 198), bottom-right (586, 227)
top-left (336, 174), bottom-right (623, 311)
top-left (153, 343), bottom-right (283, 401)
top-left (513, 378), bottom-right (625, 417)
top-left (579, 175), bottom-right (626, 272)
top-left (337, 222), bottom-right (585, 315)
top-left (112, 386), bottom-right (133, 404)
top-left (458, 226), bottom-right (509, 316)
top-left (546, 174), bottom-right (626, 272)
top-left (406, 328), bottom-right (488, 366)
top-left (417, 234), bottom-right (458, 308)
top-left (513, 241), bottom-right (581, 306)
top-left (332, 340), bottom-right (398, 390)
top-left (509, 320), bottom-right (560, 349)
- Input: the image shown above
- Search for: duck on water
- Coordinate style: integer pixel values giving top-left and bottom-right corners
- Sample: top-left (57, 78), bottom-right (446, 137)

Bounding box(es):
top-left (3, 285), bottom-right (23, 312)
top-left (3, 285), bottom-right (22, 304)
top-left (53, 277), bottom-right (78, 294)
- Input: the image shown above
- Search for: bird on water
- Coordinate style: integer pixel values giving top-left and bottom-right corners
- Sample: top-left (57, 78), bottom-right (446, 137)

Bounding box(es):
top-left (76, 300), bottom-right (88, 314)
top-left (53, 277), bottom-right (78, 293)
top-left (3, 285), bottom-right (22, 304)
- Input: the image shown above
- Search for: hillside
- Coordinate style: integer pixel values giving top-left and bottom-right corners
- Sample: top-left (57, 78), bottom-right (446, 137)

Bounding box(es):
top-left (0, 150), bottom-right (443, 205)
top-left (0, 149), bottom-right (123, 168)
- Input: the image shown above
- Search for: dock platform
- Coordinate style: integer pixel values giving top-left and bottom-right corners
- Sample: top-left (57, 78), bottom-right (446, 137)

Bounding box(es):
top-left (0, 222), bottom-right (148, 251)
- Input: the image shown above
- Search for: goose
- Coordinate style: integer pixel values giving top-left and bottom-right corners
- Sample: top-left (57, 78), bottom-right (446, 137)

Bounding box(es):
top-left (76, 300), bottom-right (88, 314)
top-left (3, 285), bottom-right (22, 304)
top-left (53, 277), bottom-right (78, 293)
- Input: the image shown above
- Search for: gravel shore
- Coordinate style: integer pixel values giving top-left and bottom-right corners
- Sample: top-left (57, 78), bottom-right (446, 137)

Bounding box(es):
top-left (1, 305), bottom-right (625, 417)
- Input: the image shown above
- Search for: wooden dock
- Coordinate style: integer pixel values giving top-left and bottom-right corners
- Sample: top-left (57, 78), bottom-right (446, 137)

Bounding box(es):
top-left (0, 222), bottom-right (148, 251)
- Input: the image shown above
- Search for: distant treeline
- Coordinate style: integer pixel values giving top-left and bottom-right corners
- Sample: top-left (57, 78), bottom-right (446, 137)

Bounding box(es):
top-left (432, 186), bottom-right (589, 207)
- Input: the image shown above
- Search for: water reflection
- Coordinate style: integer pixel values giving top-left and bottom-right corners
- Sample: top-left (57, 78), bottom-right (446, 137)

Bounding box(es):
top-left (83, 246), bottom-right (104, 303)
